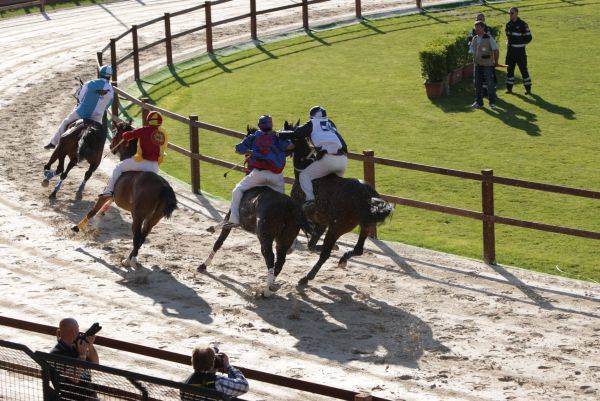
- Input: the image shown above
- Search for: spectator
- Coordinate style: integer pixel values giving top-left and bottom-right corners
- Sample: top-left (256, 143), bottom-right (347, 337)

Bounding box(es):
top-left (182, 346), bottom-right (249, 399)
top-left (49, 318), bottom-right (99, 400)
top-left (469, 21), bottom-right (500, 110)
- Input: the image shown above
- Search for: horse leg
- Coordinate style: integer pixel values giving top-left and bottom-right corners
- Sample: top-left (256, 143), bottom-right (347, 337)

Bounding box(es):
top-left (307, 223), bottom-right (326, 252)
top-left (42, 149), bottom-right (61, 186)
top-left (76, 160), bottom-right (99, 199)
top-left (49, 157), bottom-right (77, 199)
top-left (260, 235), bottom-right (276, 297)
top-left (71, 195), bottom-right (112, 232)
top-left (198, 226), bottom-right (233, 272)
top-left (338, 225), bottom-right (371, 268)
top-left (124, 215), bottom-right (143, 268)
top-left (299, 229), bottom-right (341, 286)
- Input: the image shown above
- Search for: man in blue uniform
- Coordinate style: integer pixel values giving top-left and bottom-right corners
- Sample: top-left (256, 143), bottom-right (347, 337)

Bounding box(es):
top-left (505, 7), bottom-right (533, 94)
top-left (45, 65), bottom-right (114, 149)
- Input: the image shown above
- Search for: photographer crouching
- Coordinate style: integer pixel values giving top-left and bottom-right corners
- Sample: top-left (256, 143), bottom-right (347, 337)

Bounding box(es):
top-left (49, 318), bottom-right (101, 400)
top-left (183, 345), bottom-right (249, 399)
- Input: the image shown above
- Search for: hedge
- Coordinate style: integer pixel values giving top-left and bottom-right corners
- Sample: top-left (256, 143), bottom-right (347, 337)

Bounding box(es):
top-left (420, 25), bottom-right (501, 83)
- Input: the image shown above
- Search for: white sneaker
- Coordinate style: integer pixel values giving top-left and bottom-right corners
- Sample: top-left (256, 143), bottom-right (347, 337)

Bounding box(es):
top-left (471, 102), bottom-right (482, 109)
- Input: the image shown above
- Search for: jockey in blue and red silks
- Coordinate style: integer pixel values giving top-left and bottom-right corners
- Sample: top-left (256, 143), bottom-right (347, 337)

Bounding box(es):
top-left (224, 115), bottom-right (293, 229)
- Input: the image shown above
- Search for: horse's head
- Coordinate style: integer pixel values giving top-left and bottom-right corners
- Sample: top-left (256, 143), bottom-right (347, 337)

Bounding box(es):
top-left (283, 119), bottom-right (313, 171)
top-left (246, 125), bottom-right (258, 137)
top-left (111, 119), bottom-right (136, 160)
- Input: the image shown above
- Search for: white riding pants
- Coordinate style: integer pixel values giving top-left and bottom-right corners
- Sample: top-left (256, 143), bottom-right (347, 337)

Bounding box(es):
top-left (105, 158), bottom-right (159, 193)
top-left (229, 169), bottom-right (285, 224)
top-left (299, 154), bottom-right (347, 201)
top-left (50, 109), bottom-right (81, 146)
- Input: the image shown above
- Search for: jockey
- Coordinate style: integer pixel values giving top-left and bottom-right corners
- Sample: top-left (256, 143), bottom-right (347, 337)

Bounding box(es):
top-left (45, 65), bottom-right (114, 150)
top-left (98, 111), bottom-right (168, 201)
top-left (281, 106), bottom-right (348, 213)
top-left (223, 115), bottom-right (293, 229)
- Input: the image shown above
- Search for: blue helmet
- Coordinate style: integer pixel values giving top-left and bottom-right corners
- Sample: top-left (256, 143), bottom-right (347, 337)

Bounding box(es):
top-left (258, 115), bottom-right (273, 131)
top-left (99, 65), bottom-right (113, 79)
top-left (309, 106), bottom-right (327, 119)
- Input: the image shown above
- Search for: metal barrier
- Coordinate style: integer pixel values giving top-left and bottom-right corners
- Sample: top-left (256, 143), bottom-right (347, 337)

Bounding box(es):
top-left (0, 340), bottom-right (51, 401)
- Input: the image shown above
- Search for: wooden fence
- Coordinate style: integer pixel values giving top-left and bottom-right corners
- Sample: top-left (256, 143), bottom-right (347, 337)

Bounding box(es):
top-left (98, 0), bottom-right (600, 265)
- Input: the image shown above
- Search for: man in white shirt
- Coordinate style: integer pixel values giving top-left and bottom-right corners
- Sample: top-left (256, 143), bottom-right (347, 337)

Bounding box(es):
top-left (469, 21), bottom-right (500, 110)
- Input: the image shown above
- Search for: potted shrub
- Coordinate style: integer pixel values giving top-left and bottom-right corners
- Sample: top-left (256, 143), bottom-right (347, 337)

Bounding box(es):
top-left (419, 43), bottom-right (447, 98)
top-left (449, 36), bottom-right (467, 85)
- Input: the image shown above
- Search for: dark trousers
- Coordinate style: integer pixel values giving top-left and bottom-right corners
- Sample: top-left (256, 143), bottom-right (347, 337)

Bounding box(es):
top-left (506, 47), bottom-right (531, 91)
top-left (475, 65), bottom-right (496, 105)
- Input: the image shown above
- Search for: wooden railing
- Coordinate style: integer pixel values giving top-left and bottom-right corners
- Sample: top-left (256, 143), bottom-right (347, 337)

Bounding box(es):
top-left (97, 0), bottom-right (599, 266)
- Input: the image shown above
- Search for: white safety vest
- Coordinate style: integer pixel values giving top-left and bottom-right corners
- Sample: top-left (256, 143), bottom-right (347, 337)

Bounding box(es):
top-left (310, 118), bottom-right (342, 154)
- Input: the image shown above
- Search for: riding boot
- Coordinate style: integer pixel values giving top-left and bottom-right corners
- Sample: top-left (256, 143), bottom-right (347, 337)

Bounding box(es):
top-left (302, 200), bottom-right (317, 217)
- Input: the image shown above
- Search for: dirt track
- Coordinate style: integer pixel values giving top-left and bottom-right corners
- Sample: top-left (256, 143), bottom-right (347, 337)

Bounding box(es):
top-left (0, 1), bottom-right (599, 400)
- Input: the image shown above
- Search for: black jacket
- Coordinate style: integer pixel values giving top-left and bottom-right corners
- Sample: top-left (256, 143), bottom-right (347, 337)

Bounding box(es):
top-left (506, 18), bottom-right (532, 48)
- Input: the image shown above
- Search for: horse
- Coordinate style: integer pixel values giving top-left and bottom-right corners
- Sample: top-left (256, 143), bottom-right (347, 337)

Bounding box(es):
top-left (283, 120), bottom-right (394, 285)
top-left (42, 114), bottom-right (108, 199)
top-left (198, 126), bottom-right (310, 297)
top-left (71, 120), bottom-right (178, 268)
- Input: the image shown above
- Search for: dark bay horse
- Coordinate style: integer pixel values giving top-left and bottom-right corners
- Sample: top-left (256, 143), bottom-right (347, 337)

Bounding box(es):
top-left (42, 115), bottom-right (108, 199)
top-left (284, 121), bottom-right (393, 285)
top-left (199, 126), bottom-right (310, 297)
top-left (72, 120), bottom-right (177, 267)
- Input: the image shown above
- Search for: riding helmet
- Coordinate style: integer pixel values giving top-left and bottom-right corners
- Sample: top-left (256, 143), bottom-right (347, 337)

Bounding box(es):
top-left (309, 106), bottom-right (327, 119)
top-left (258, 115), bottom-right (273, 131)
top-left (98, 65), bottom-right (113, 79)
top-left (147, 111), bottom-right (163, 127)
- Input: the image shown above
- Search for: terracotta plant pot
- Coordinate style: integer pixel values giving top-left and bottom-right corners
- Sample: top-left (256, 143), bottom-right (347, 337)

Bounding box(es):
top-left (462, 63), bottom-right (474, 79)
top-left (450, 68), bottom-right (463, 85)
top-left (424, 81), bottom-right (444, 99)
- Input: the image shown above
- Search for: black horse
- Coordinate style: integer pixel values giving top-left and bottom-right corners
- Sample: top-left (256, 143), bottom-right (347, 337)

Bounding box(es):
top-left (42, 115), bottom-right (108, 199)
top-left (284, 121), bottom-right (393, 285)
top-left (198, 126), bottom-right (309, 296)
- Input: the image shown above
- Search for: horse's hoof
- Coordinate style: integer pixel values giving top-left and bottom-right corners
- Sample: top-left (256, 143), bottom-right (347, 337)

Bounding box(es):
top-left (206, 226), bottom-right (216, 234)
top-left (42, 179), bottom-right (49, 188)
top-left (122, 258), bottom-right (138, 268)
top-left (298, 277), bottom-right (309, 286)
top-left (338, 259), bottom-right (347, 269)
top-left (49, 192), bottom-right (57, 200)
top-left (262, 288), bottom-right (272, 298)
top-left (197, 263), bottom-right (207, 272)
top-left (71, 225), bottom-right (80, 233)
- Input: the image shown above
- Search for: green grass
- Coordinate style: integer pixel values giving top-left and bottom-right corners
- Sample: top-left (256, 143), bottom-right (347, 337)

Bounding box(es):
top-left (124, 0), bottom-right (600, 282)
top-left (0, 0), bottom-right (116, 19)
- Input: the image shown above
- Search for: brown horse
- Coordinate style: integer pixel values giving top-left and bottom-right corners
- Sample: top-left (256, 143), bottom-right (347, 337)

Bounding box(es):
top-left (198, 126), bottom-right (310, 296)
top-left (72, 120), bottom-right (177, 267)
top-left (42, 116), bottom-right (108, 199)
top-left (284, 121), bottom-right (393, 285)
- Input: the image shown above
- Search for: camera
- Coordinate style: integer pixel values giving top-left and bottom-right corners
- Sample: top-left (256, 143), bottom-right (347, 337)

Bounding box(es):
top-left (212, 346), bottom-right (226, 370)
top-left (75, 322), bottom-right (102, 343)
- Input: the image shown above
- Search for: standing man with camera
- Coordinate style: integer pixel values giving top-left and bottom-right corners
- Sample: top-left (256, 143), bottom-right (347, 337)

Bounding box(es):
top-left (505, 7), bottom-right (533, 94)
top-left (183, 346), bottom-right (249, 398)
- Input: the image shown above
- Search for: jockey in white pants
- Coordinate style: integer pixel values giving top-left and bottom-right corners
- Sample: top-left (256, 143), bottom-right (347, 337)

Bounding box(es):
top-left (45, 65), bottom-right (114, 150)
top-left (99, 111), bottom-right (168, 200)
top-left (280, 106), bottom-right (348, 213)
top-left (224, 115), bottom-right (293, 229)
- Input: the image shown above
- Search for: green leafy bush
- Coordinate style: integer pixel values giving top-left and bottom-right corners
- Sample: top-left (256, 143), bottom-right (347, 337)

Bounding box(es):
top-left (419, 43), bottom-right (448, 83)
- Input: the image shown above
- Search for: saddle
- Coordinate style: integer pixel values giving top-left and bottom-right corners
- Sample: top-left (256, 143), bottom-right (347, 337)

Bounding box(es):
top-left (62, 119), bottom-right (102, 141)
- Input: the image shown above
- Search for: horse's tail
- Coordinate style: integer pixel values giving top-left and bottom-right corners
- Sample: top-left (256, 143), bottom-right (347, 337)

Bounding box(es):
top-left (289, 200), bottom-right (312, 237)
top-left (78, 124), bottom-right (106, 161)
top-left (366, 196), bottom-right (394, 224)
top-left (158, 181), bottom-right (178, 219)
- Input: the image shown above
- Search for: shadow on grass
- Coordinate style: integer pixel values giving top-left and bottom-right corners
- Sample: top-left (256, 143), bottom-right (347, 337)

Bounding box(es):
top-left (513, 93), bottom-right (576, 120)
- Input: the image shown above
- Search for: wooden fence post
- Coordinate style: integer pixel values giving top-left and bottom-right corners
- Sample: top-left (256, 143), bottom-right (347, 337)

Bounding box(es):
top-left (111, 81), bottom-right (119, 120)
top-left (205, 1), bottom-right (213, 54)
top-left (164, 13), bottom-right (173, 66)
top-left (481, 169), bottom-right (496, 264)
top-left (96, 52), bottom-right (103, 78)
top-left (363, 149), bottom-right (377, 238)
top-left (416, 0), bottom-right (422, 9)
top-left (39, 0), bottom-right (45, 13)
top-left (354, 394), bottom-right (372, 401)
top-left (302, 0), bottom-right (309, 30)
top-left (110, 38), bottom-right (118, 82)
top-left (141, 97), bottom-right (150, 125)
top-left (250, 0), bottom-right (257, 41)
top-left (189, 115), bottom-right (201, 194)
top-left (355, 0), bottom-right (362, 19)
top-left (132, 25), bottom-right (140, 81)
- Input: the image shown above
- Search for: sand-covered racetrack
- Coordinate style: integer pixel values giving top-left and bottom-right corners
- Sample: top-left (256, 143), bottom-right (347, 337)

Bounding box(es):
top-left (0, 1), bottom-right (598, 400)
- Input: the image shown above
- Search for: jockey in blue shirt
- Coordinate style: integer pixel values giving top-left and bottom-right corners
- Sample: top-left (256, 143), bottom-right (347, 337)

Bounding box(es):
top-left (223, 115), bottom-right (293, 229)
top-left (45, 65), bottom-right (114, 149)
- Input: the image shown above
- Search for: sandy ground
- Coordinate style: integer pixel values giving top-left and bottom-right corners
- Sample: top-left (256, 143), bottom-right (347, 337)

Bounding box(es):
top-left (0, 1), bottom-right (599, 400)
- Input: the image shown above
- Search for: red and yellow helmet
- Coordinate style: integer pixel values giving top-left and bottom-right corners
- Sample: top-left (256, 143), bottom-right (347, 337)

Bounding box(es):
top-left (146, 111), bottom-right (163, 127)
